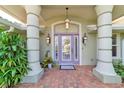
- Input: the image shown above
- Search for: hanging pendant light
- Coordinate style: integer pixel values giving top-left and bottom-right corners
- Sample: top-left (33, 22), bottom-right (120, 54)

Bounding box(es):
top-left (65, 7), bottom-right (70, 29)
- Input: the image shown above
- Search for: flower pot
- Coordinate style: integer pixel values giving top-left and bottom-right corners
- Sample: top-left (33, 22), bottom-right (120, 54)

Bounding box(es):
top-left (48, 63), bottom-right (52, 69)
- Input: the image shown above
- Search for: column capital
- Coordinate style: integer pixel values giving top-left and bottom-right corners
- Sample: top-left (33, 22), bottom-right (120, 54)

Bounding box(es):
top-left (95, 5), bottom-right (114, 16)
top-left (24, 5), bottom-right (41, 16)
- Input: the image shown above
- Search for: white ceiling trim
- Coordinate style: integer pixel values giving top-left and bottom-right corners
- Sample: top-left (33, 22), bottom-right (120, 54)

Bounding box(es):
top-left (87, 24), bottom-right (124, 32)
top-left (0, 17), bottom-right (26, 30)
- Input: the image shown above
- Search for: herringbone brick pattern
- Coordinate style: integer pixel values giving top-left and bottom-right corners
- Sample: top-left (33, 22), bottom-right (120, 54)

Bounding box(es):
top-left (16, 66), bottom-right (124, 88)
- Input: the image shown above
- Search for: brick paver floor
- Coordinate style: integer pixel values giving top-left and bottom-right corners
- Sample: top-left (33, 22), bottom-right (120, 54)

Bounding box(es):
top-left (16, 66), bottom-right (124, 88)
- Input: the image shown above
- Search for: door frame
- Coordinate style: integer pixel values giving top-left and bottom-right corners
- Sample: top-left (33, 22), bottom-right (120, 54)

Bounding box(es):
top-left (54, 34), bottom-right (79, 65)
top-left (51, 21), bottom-right (82, 65)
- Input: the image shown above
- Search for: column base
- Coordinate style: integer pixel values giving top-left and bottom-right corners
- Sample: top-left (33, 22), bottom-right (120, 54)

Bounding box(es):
top-left (21, 69), bottom-right (44, 83)
top-left (93, 68), bottom-right (122, 83)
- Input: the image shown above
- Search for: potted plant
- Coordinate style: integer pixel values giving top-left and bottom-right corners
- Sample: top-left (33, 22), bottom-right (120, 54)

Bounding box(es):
top-left (47, 57), bottom-right (53, 69)
top-left (41, 56), bottom-right (53, 69)
top-left (41, 50), bottom-right (54, 69)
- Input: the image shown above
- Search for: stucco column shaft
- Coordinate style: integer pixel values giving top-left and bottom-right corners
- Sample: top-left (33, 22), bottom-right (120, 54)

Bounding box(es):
top-left (22, 5), bottom-right (44, 83)
top-left (93, 5), bottom-right (121, 83)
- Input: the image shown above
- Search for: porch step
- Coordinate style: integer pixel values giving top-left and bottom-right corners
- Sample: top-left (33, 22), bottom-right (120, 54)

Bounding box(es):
top-left (60, 65), bottom-right (76, 70)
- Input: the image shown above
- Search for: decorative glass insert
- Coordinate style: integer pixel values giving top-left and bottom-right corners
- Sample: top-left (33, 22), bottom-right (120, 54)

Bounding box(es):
top-left (62, 36), bottom-right (71, 61)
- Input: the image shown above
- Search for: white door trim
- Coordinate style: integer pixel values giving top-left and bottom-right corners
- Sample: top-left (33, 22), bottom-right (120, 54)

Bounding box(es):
top-left (51, 21), bottom-right (82, 65)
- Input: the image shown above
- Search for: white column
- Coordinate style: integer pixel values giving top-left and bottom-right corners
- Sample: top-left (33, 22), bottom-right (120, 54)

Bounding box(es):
top-left (22, 5), bottom-right (44, 83)
top-left (93, 5), bottom-right (121, 83)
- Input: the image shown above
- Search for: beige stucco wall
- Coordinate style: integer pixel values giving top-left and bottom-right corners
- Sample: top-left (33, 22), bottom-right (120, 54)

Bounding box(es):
top-left (40, 28), bottom-right (52, 62)
top-left (82, 32), bottom-right (97, 65)
top-left (81, 25), bottom-right (97, 65)
top-left (39, 22), bottom-right (97, 65)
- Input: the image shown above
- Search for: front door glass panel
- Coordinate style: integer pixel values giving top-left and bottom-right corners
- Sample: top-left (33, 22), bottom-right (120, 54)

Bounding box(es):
top-left (62, 36), bottom-right (71, 61)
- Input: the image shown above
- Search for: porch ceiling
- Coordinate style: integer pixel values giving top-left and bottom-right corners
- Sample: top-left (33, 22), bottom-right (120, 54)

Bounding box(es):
top-left (0, 5), bottom-right (26, 24)
top-left (113, 5), bottom-right (124, 20)
top-left (41, 5), bottom-right (96, 24)
top-left (0, 5), bottom-right (124, 26)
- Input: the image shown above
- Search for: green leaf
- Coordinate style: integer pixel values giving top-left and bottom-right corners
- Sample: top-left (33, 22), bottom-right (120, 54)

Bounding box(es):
top-left (0, 51), bottom-right (5, 56)
top-left (0, 81), bottom-right (6, 88)
top-left (11, 68), bottom-right (16, 77)
top-left (0, 67), bottom-right (5, 73)
top-left (8, 60), bottom-right (12, 67)
top-left (2, 61), bottom-right (7, 68)
top-left (8, 79), bottom-right (11, 86)
top-left (14, 78), bottom-right (18, 85)
top-left (3, 69), bottom-right (11, 77)
top-left (12, 45), bottom-right (17, 51)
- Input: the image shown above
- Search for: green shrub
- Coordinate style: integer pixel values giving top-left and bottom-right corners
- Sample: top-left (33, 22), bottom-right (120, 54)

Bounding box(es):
top-left (113, 59), bottom-right (124, 78)
top-left (0, 31), bottom-right (28, 88)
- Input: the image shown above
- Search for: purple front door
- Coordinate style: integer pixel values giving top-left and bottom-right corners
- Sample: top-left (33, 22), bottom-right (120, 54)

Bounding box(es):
top-left (54, 34), bottom-right (79, 65)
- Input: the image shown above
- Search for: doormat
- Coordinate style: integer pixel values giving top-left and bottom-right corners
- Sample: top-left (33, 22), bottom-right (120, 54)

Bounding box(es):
top-left (60, 65), bottom-right (76, 70)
